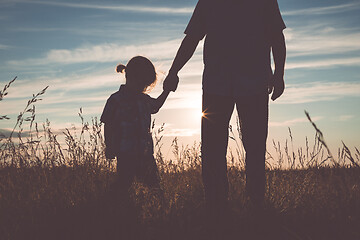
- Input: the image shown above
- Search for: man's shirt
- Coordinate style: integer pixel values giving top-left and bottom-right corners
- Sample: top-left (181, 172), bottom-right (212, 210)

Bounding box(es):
top-left (185, 0), bottom-right (286, 97)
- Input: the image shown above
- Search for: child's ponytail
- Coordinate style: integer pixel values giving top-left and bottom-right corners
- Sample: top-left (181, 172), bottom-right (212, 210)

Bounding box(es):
top-left (116, 64), bottom-right (126, 73)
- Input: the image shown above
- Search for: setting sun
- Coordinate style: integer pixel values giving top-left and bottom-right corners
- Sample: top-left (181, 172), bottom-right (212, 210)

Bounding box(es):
top-left (199, 111), bottom-right (205, 119)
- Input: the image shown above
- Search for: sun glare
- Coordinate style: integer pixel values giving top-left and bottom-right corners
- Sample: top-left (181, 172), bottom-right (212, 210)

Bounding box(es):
top-left (191, 109), bottom-right (205, 120)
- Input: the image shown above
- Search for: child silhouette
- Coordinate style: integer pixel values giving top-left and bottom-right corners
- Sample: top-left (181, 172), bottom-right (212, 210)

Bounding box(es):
top-left (101, 56), bottom-right (171, 194)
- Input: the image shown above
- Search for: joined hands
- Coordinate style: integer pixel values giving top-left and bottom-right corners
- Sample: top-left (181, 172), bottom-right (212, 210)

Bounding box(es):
top-left (163, 72), bottom-right (179, 92)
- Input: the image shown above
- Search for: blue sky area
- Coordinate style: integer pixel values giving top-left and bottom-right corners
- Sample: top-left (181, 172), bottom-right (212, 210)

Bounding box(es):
top-left (1, 0), bottom-right (360, 156)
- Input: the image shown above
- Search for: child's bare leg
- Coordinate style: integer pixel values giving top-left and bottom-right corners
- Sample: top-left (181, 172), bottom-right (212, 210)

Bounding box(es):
top-left (138, 154), bottom-right (161, 189)
top-left (112, 153), bottom-right (139, 238)
top-left (116, 153), bottom-right (137, 202)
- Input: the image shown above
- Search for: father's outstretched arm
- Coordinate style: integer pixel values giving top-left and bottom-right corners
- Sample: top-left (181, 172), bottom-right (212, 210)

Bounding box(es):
top-left (164, 35), bottom-right (201, 91)
top-left (270, 31), bottom-right (286, 101)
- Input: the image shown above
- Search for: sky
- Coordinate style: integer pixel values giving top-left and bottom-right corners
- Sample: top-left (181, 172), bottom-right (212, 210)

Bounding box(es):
top-left (1, 0), bottom-right (360, 158)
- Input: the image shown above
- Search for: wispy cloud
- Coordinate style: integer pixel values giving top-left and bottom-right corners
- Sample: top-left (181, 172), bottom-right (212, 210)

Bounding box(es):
top-left (276, 81), bottom-right (360, 104)
top-left (7, 39), bottom-right (183, 66)
top-left (337, 115), bottom-right (354, 122)
top-left (10, 27), bottom-right (62, 32)
top-left (269, 116), bottom-right (323, 127)
top-left (285, 27), bottom-right (360, 57)
top-left (0, 44), bottom-right (10, 50)
top-left (12, 0), bottom-right (193, 14)
top-left (283, 2), bottom-right (360, 16)
top-left (2, 73), bottom-right (116, 99)
top-left (0, 128), bottom-right (32, 139)
top-left (286, 57), bottom-right (360, 70)
top-left (8, 23), bottom-right (360, 71)
top-left (284, 25), bottom-right (360, 69)
top-left (0, 15), bottom-right (9, 20)
top-left (10, 21), bottom-right (183, 37)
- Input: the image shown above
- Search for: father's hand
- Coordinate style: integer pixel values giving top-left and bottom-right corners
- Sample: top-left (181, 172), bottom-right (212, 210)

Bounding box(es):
top-left (163, 72), bottom-right (179, 92)
top-left (268, 72), bottom-right (285, 101)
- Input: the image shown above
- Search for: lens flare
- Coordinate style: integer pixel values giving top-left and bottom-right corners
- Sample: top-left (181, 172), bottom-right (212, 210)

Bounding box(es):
top-left (201, 110), bottom-right (208, 119)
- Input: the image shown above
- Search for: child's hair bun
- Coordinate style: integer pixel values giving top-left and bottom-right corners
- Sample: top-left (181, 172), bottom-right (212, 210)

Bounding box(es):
top-left (116, 64), bottom-right (126, 73)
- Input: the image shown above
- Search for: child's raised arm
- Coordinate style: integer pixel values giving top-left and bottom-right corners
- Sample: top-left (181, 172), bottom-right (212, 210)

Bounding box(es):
top-left (150, 89), bottom-right (170, 114)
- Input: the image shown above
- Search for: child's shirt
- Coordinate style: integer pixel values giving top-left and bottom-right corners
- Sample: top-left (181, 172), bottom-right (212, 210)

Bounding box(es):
top-left (100, 85), bottom-right (160, 156)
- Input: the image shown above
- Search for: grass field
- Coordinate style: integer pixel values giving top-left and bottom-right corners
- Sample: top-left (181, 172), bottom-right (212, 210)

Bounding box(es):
top-left (1, 78), bottom-right (360, 240)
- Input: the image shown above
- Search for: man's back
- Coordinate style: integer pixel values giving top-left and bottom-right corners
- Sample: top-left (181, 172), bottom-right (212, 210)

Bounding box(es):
top-left (185, 0), bottom-right (286, 96)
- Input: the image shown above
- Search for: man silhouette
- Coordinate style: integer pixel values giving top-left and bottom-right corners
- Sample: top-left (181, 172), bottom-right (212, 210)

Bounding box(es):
top-left (164, 0), bottom-right (286, 219)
